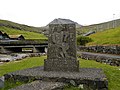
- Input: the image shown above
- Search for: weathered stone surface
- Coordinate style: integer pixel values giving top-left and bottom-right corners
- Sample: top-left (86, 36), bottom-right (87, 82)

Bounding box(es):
top-left (10, 81), bottom-right (65, 90)
top-left (5, 67), bottom-right (106, 81)
top-left (49, 18), bottom-right (76, 24)
top-left (0, 76), bottom-right (4, 88)
top-left (4, 66), bottom-right (108, 90)
top-left (44, 19), bottom-right (79, 72)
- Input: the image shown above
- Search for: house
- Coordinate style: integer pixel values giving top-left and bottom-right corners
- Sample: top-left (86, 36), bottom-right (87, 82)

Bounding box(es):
top-left (0, 31), bottom-right (25, 40)
top-left (0, 31), bottom-right (10, 40)
top-left (0, 31), bottom-right (3, 35)
top-left (0, 31), bottom-right (3, 39)
top-left (2, 33), bottom-right (10, 39)
top-left (9, 35), bottom-right (25, 40)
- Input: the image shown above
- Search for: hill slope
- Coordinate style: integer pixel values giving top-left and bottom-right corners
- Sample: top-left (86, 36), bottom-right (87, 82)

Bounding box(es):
top-left (77, 19), bottom-right (120, 35)
top-left (0, 19), bottom-right (47, 39)
top-left (0, 26), bottom-right (47, 39)
top-left (0, 19), bottom-right (42, 33)
top-left (87, 26), bottom-right (120, 45)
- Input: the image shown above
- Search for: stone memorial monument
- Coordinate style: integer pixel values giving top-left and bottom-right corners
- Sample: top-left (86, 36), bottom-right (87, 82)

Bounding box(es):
top-left (3, 18), bottom-right (108, 90)
top-left (44, 18), bottom-right (79, 72)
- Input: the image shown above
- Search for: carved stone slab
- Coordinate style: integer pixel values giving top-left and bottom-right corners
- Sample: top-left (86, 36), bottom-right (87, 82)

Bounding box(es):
top-left (44, 19), bottom-right (79, 72)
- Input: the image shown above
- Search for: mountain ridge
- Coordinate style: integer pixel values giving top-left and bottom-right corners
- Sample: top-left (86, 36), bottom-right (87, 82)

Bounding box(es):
top-left (0, 18), bottom-right (120, 36)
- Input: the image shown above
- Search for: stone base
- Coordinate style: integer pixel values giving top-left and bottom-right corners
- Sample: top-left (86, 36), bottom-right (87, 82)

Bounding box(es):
top-left (4, 66), bottom-right (108, 90)
top-left (44, 59), bottom-right (79, 72)
top-left (10, 81), bottom-right (65, 90)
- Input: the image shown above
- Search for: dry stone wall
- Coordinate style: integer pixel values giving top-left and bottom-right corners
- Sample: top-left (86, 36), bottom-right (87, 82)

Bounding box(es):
top-left (79, 52), bottom-right (120, 66)
top-left (78, 45), bottom-right (120, 55)
top-left (78, 45), bottom-right (120, 66)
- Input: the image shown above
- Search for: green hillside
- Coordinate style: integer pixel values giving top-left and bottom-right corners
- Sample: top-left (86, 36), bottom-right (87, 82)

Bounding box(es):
top-left (0, 26), bottom-right (47, 39)
top-left (87, 26), bottom-right (120, 45)
top-left (0, 19), bottom-right (47, 39)
top-left (77, 19), bottom-right (120, 35)
top-left (0, 19), bottom-right (42, 33)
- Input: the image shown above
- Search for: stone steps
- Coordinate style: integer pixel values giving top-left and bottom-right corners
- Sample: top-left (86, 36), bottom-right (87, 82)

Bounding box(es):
top-left (9, 81), bottom-right (66, 90)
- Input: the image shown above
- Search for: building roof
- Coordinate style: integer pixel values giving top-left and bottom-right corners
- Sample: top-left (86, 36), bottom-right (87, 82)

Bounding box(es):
top-left (0, 31), bottom-right (9, 35)
top-left (3, 33), bottom-right (9, 36)
top-left (0, 31), bottom-right (2, 33)
top-left (0, 31), bottom-right (5, 35)
top-left (49, 18), bottom-right (76, 24)
top-left (83, 31), bottom-right (95, 36)
top-left (9, 35), bottom-right (23, 38)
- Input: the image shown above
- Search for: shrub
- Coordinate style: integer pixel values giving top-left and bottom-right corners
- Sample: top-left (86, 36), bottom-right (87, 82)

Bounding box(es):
top-left (77, 36), bottom-right (92, 45)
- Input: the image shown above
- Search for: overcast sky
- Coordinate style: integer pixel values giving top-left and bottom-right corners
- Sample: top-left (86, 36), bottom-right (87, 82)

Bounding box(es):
top-left (0, 0), bottom-right (120, 27)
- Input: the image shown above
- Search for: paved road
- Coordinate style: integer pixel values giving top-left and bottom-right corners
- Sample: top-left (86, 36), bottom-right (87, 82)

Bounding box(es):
top-left (77, 51), bottom-right (120, 59)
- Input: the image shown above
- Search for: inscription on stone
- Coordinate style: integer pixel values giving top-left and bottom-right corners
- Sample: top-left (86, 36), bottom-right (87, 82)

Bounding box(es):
top-left (44, 19), bottom-right (79, 72)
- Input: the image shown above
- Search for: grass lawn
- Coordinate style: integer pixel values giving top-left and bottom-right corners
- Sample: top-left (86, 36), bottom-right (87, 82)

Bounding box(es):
top-left (0, 26), bottom-right (47, 39)
top-left (0, 57), bottom-right (120, 90)
top-left (88, 26), bottom-right (120, 45)
top-left (0, 56), bottom-right (45, 76)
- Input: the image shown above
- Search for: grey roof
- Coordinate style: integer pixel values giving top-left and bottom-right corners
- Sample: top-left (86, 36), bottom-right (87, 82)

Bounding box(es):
top-left (82, 31), bottom-right (95, 36)
top-left (49, 18), bottom-right (76, 24)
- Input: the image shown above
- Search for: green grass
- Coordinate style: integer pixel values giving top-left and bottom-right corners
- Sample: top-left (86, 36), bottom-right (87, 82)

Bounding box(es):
top-left (0, 19), bottom-right (42, 33)
top-left (0, 57), bottom-right (120, 90)
top-left (0, 56), bottom-right (46, 90)
top-left (0, 56), bottom-right (45, 76)
top-left (88, 27), bottom-right (120, 45)
top-left (0, 80), bottom-right (27, 90)
top-left (80, 59), bottom-right (120, 90)
top-left (0, 26), bottom-right (47, 39)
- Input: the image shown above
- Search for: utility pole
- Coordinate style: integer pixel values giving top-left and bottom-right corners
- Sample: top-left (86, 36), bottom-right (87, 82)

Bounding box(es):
top-left (113, 14), bottom-right (115, 28)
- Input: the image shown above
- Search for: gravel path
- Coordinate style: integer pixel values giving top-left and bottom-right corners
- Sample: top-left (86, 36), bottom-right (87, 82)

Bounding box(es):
top-left (78, 52), bottom-right (120, 59)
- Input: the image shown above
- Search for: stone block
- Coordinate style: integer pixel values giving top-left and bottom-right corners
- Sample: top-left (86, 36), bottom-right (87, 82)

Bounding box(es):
top-left (44, 19), bottom-right (79, 72)
top-left (0, 76), bottom-right (4, 88)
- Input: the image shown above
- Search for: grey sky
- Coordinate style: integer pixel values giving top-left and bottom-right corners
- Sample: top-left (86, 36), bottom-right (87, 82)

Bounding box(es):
top-left (0, 0), bottom-right (120, 27)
